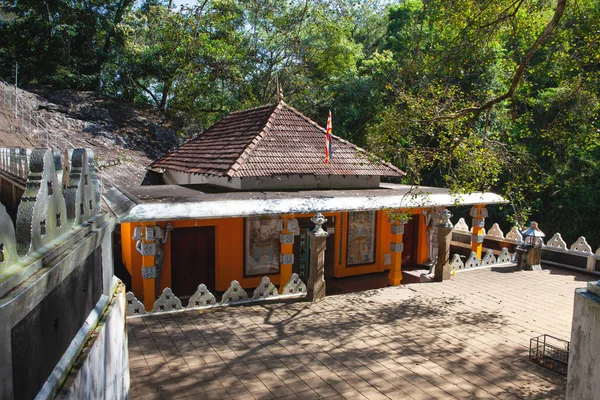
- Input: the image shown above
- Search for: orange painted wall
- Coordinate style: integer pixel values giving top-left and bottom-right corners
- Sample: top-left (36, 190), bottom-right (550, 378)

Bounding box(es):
top-left (120, 208), bottom-right (430, 300)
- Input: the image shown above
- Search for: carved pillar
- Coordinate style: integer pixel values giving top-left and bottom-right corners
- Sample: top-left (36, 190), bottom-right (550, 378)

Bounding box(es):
top-left (388, 217), bottom-right (408, 286)
top-left (434, 209), bottom-right (453, 282)
top-left (279, 217), bottom-right (297, 293)
top-left (307, 213), bottom-right (328, 302)
top-left (470, 205), bottom-right (488, 259)
top-left (133, 224), bottom-right (156, 311)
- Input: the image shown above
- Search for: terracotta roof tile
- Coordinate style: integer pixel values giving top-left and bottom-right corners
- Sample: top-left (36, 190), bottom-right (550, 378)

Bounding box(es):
top-left (150, 102), bottom-right (405, 178)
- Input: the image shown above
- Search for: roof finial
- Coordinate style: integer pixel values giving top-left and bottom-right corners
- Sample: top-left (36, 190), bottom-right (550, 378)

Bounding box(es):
top-left (276, 75), bottom-right (284, 102)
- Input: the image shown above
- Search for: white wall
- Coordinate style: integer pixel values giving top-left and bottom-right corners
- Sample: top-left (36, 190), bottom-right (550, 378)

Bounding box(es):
top-left (56, 284), bottom-right (130, 400)
top-left (566, 284), bottom-right (600, 399)
top-left (163, 169), bottom-right (380, 190)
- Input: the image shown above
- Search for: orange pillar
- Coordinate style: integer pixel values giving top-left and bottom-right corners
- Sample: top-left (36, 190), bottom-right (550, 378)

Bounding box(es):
top-left (279, 218), bottom-right (296, 293)
top-left (388, 217), bottom-right (408, 286)
top-left (470, 205), bottom-right (488, 259)
top-left (136, 223), bottom-right (157, 311)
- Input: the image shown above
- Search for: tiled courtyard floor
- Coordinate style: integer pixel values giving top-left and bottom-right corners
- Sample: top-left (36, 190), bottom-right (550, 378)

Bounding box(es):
top-left (128, 265), bottom-right (591, 399)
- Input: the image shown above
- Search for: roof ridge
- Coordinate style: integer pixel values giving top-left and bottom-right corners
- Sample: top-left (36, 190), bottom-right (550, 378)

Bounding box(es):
top-left (279, 103), bottom-right (405, 176)
top-left (225, 102), bottom-right (282, 177)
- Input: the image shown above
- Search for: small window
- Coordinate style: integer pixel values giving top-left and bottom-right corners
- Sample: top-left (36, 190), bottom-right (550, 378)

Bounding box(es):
top-left (84, 174), bottom-right (88, 185)
top-left (56, 213), bottom-right (61, 228)
top-left (40, 220), bottom-right (47, 236)
top-left (80, 203), bottom-right (84, 215)
top-left (0, 243), bottom-right (5, 263)
top-left (47, 181), bottom-right (53, 196)
top-left (89, 200), bottom-right (93, 211)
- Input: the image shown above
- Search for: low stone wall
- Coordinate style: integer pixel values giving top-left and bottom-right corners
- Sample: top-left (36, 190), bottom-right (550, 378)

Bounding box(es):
top-left (56, 282), bottom-right (129, 400)
top-left (566, 281), bottom-right (600, 399)
top-left (0, 147), bottom-right (127, 400)
top-left (451, 218), bottom-right (600, 276)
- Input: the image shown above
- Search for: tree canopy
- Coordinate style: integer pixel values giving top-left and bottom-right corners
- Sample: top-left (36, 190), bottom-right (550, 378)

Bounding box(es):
top-left (1, 0), bottom-right (599, 244)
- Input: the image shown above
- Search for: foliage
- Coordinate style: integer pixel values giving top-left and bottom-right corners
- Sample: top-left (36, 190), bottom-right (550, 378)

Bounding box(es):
top-left (0, 0), bottom-right (599, 244)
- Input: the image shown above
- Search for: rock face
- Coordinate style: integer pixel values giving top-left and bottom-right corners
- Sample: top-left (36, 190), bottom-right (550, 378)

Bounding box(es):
top-left (0, 82), bottom-right (183, 191)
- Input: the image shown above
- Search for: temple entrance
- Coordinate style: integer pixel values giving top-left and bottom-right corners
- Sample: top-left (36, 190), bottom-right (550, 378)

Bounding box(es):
top-left (292, 217), bottom-right (336, 282)
top-left (401, 214), bottom-right (431, 283)
top-left (170, 226), bottom-right (216, 298)
top-left (402, 214), bottom-right (420, 267)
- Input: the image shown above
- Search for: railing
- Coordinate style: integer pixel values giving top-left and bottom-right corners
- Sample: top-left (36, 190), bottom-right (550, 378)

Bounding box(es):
top-left (449, 217), bottom-right (600, 275)
top-left (0, 78), bottom-right (75, 149)
top-left (126, 274), bottom-right (308, 317)
top-left (0, 147), bottom-right (30, 182)
top-left (542, 233), bottom-right (600, 274)
top-left (0, 147), bottom-right (119, 399)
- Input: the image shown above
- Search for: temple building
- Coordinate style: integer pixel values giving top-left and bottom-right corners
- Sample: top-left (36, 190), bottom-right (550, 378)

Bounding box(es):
top-left (104, 101), bottom-right (505, 309)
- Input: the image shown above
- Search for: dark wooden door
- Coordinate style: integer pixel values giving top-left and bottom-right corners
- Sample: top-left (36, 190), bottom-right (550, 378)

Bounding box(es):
top-left (170, 226), bottom-right (215, 297)
top-left (402, 214), bottom-right (419, 266)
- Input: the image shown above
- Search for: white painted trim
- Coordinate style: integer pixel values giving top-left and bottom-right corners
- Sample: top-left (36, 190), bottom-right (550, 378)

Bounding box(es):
top-left (115, 191), bottom-right (507, 222)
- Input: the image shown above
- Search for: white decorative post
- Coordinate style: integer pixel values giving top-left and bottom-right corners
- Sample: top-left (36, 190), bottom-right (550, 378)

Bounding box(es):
top-left (434, 209), bottom-right (453, 282)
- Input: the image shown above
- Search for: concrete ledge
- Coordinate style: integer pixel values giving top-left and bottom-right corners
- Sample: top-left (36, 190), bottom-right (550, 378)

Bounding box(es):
top-left (566, 286), bottom-right (600, 400)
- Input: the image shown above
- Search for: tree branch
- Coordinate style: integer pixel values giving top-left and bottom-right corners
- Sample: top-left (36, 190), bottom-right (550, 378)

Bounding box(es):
top-left (433, 0), bottom-right (567, 122)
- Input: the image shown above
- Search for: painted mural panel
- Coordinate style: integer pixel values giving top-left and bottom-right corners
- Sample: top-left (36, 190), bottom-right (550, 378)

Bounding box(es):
top-left (245, 216), bottom-right (280, 276)
top-left (346, 211), bottom-right (376, 265)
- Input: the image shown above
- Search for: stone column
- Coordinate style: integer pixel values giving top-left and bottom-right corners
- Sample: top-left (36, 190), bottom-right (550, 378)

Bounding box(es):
top-left (388, 217), bottom-right (408, 286)
top-left (434, 209), bottom-right (453, 282)
top-left (279, 218), bottom-right (296, 293)
top-left (133, 224), bottom-right (156, 311)
top-left (470, 205), bottom-right (487, 259)
top-left (566, 281), bottom-right (600, 399)
top-left (307, 213), bottom-right (328, 302)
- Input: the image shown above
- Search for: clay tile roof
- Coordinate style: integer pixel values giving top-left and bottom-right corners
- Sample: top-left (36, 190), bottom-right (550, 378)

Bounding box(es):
top-left (150, 102), bottom-right (405, 178)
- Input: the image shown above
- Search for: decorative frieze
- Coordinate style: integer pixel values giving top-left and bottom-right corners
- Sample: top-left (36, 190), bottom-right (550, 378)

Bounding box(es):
top-left (126, 275), bottom-right (311, 317)
top-left (16, 149), bottom-right (70, 255)
top-left (126, 292), bottom-right (146, 316)
top-left (498, 248), bottom-right (512, 263)
top-left (487, 223), bottom-right (505, 239)
top-left (506, 226), bottom-right (523, 242)
top-left (252, 276), bottom-right (278, 300)
top-left (390, 242), bottom-right (404, 253)
top-left (139, 243), bottom-right (155, 256)
top-left (0, 202), bottom-right (17, 269)
top-left (472, 218), bottom-right (485, 228)
top-left (141, 266), bottom-right (156, 279)
top-left (570, 236), bottom-right (592, 254)
top-left (449, 254), bottom-right (464, 270)
top-left (221, 280), bottom-right (248, 303)
top-left (286, 218), bottom-right (300, 235)
top-left (282, 273), bottom-right (307, 295)
top-left (481, 250), bottom-right (496, 266)
top-left (384, 253), bottom-right (391, 266)
top-left (152, 287), bottom-right (183, 312)
top-left (471, 233), bottom-right (484, 243)
top-left (546, 233), bottom-right (567, 249)
top-left (64, 149), bottom-right (99, 226)
top-left (391, 224), bottom-right (405, 235)
top-left (280, 253), bottom-right (294, 265)
top-left (469, 206), bottom-right (488, 218)
top-left (280, 233), bottom-right (294, 245)
top-left (465, 252), bottom-right (481, 269)
top-left (454, 218), bottom-right (470, 232)
top-left (188, 284), bottom-right (217, 308)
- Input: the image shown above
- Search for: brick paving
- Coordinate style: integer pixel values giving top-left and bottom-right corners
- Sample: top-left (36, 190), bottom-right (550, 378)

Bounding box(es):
top-left (128, 265), bottom-right (591, 399)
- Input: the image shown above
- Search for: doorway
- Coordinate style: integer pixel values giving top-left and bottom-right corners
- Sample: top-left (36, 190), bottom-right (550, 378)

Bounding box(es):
top-left (170, 226), bottom-right (216, 299)
top-left (292, 217), bottom-right (336, 282)
top-left (402, 214), bottom-right (420, 267)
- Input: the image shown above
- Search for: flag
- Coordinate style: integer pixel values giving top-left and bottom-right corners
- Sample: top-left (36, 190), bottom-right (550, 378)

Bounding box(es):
top-left (325, 110), bottom-right (332, 164)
